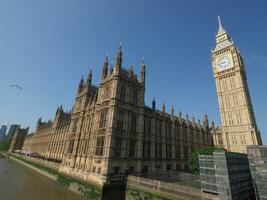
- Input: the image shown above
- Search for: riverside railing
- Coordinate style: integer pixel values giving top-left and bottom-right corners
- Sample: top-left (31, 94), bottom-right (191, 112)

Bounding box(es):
top-left (127, 175), bottom-right (203, 200)
top-left (11, 153), bottom-right (60, 171)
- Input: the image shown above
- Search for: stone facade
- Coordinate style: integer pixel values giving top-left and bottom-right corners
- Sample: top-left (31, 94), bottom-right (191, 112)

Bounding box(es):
top-left (211, 17), bottom-right (262, 153)
top-left (18, 46), bottom-right (213, 185)
top-left (30, 119), bottom-right (52, 157)
top-left (46, 108), bottom-right (71, 161)
top-left (22, 133), bottom-right (33, 152)
top-left (21, 110), bottom-right (70, 162)
top-left (59, 47), bottom-right (213, 185)
top-left (9, 126), bottom-right (29, 152)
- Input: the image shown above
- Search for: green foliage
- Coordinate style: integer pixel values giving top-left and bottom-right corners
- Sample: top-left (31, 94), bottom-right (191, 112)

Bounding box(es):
top-left (57, 173), bottom-right (102, 200)
top-left (0, 138), bottom-right (12, 151)
top-left (127, 186), bottom-right (173, 200)
top-left (188, 147), bottom-right (224, 175)
top-left (57, 174), bottom-right (71, 187)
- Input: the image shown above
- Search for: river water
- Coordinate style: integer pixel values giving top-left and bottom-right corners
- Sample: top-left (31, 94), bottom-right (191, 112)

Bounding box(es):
top-left (0, 155), bottom-right (85, 200)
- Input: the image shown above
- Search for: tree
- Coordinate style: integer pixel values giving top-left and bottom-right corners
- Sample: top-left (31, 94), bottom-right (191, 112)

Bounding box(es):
top-left (0, 138), bottom-right (12, 151)
top-left (188, 147), bottom-right (224, 175)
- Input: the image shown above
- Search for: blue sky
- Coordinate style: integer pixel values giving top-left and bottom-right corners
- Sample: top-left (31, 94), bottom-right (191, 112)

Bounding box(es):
top-left (0, 0), bottom-right (266, 144)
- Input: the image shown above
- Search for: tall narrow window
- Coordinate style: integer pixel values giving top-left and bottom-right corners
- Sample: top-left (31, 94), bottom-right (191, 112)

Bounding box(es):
top-left (184, 146), bottom-right (188, 161)
top-left (130, 113), bottom-right (137, 137)
top-left (117, 110), bottom-right (124, 135)
top-left (129, 139), bottom-right (135, 157)
top-left (120, 86), bottom-right (126, 102)
top-left (156, 121), bottom-right (162, 139)
top-left (99, 109), bottom-right (108, 128)
top-left (72, 118), bottom-right (78, 132)
top-left (132, 89), bottom-right (138, 105)
top-left (175, 145), bottom-right (180, 160)
top-left (166, 145), bottom-right (172, 159)
top-left (114, 138), bottom-right (122, 157)
top-left (144, 117), bottom-right (151, 139)
top-left (114, 166), bottom-right (120, 175)
top-left (67, 140), bottom-right (74, 153)
top-left (155, 142), bottom-right (162, 159)
top-left (95, 136), bottom-right (104, 156)
top-left (143, 141), bottom-right (151, 159)
top-left (104, 85), bottom-right (111, 99)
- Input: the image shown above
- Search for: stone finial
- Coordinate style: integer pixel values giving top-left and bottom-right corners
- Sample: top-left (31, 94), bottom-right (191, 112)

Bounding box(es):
top-left (129, 64), bottom-right (134, 78)
top-left (78, 76), bottom-right (84, 93)
top-left (179, 110), bottom-right (182, 118)
top-left (102, 55), bottom-right (108, 80)
top-left (109, 59), bottom-right (114, 75)
top-left (116, 43), bottom-right (122, 70)
top-left (37, 117), bottom-right (42, 124)
top-left (140, 57), bottom-right (146, 85)
top-left (162, 102), bottom-right (166, 113)
top-left (87, 68), bottom-right (92, 85)
top-left (152, 98), bottom-right (156, 110)
top-left (171, 105), bottom-right (174, 115)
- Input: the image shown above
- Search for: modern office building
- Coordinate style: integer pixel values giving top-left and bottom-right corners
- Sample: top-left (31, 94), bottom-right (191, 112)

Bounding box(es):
top-left (199, 150), bottom-right (256, 200)
top-left (7, 124), bottom-right (20, 138)
top-left (0, 125), bottom-right (7, 139)
top-left (247, 145), bottom-right (267, 200)
top-left (9, 126), bottom-right (29, 152)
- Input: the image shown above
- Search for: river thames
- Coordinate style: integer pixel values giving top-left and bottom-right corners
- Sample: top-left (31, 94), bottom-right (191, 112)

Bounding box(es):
top-left (0, 155), bottom-right (85, 200)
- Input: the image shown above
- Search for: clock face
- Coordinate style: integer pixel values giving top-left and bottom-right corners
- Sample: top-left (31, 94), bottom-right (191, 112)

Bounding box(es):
top-left (217, 56), bottom-right (232, 71)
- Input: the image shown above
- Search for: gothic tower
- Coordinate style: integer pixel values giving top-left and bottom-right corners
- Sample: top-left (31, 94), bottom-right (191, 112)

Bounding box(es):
top-left (211, 17), bottom-right (262, 153)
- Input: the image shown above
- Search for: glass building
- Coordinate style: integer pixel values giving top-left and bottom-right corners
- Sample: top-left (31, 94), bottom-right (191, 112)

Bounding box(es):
top-left (199, 150), bottom-right (256, 200)
top-left (247, 145), bottom-right (267, 200)
top-left (199, 154), bottom-right (217, 194)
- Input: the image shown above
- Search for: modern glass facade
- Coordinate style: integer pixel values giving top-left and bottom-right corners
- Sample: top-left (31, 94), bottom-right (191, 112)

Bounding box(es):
top-left (247, 145), bottom-right (267, 200)
top-left (199, 150), bottom-right (256, 200)
top-left (199, 154), bottom-right (217, 194)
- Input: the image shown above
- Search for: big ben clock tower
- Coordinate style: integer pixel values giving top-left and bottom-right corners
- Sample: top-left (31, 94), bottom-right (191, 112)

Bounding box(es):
top-left (211, 17), bottom-right (262, 153)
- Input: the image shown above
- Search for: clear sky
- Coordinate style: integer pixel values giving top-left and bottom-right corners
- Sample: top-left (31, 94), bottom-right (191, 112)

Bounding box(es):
top-left (0, 0), bottom-right (266, 144)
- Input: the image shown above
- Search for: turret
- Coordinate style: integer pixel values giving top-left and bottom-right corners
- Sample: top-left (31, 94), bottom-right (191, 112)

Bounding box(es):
top-left (59, 105), bottom-right (63, 112)
top-left (102, 55), bottom-right (108, 80)
top-left (129, 64), bottom-right (134, 78)
top-left (115, 44), bottom-right (122, 72)
top-left (77, 76), bottom-right (84, 94)
top-left (211, 120), bottom-right (215, 130)
top-left (203, 113), bottom-right (209, 129)
top-left (87, 69), bottom-right (92, 86)
top-left (140, 58), bottom-right (146, 86)
top-left (37, 117), bottom-right (42, 125)
top-left (56, 106), bottom-right (59, 115)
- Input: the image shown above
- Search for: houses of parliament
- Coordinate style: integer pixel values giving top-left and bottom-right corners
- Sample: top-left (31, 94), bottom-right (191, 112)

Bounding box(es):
top-left (9, 17), bottom-right (262, 185)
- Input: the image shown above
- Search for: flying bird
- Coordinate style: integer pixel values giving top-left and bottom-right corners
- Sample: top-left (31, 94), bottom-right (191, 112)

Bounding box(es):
top-left (9, 84), bottom-right (23, 90)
